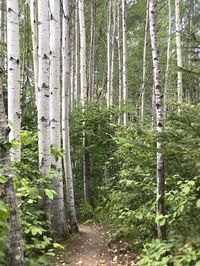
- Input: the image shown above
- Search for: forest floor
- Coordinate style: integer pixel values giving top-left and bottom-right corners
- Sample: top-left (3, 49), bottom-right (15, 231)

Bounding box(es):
top-left (52, 224), bottom-right (139, 266)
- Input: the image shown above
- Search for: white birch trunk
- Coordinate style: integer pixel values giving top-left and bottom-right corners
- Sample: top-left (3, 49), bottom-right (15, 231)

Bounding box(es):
top-left (49, 0), bottom-right (65, 236)
top-left (78, 0), bottom-right (87, 104)
top-left (7, 0), bottom-right (21, 162)
top-left (75, 0), bottom-right (80, 106)
top-left (107, 0), bottom-right (112, 107)
top-left (78, 0), bottom-right (91, 204)
top-left (88, 0), bottom-right (96, 103)
top-left (122, 0), bottom-right (128, 126)
top-left (30, 0), bottom-right (38, 106)
top-left (141, 0), bottom-right (149, 122)
top-left (117, 0), bottom-right (122, 124)
top-left (38, 0), bottom-right (51, 214)
top-left (149, 0), bottom-right (165, 240)
top-left (175, 0), bottom-right (183, 104)
top-left (1, 11), bottom-right (24, 260)
top-left (164, 0), bottom-right (171, 114)
top-left (110, 0), bottom-right (116, 107)
top-left (62, 0), bottom-right (79, 233)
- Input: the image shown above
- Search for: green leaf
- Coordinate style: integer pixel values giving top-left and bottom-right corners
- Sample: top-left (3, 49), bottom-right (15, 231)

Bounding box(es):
top-left (196, 199), bottom-right (200, 209)
top-left (0, 175), bottom-right (7, 184)
top-left (0, 201), bottom-right (10, 220)
top-left (53, 243), bottom-right (64, 250)
top-left (182, 186), bottom-right (190, 195)
top-left (44, 189), bottom-right (57, 200)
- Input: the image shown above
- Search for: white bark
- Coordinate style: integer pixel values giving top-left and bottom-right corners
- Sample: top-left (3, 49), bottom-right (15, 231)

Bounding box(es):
top-left (78, 0), bottom-right (91, 204)
top-left (164, 0), bottom-right (171, 114)
top-left (1, 7), bottom-right (24, 260)
top-left (75, 1), bottom-right (80, 105)
top-left (30, 0), bottom-right (38, 106)
top-left (117, 0), bottom-right (122, 124)
top-left (62, 0), bottom-right (79, 233)
top-left (107, 0), bottom-right (112, 107)
top-left (122, 0), bottom-right (128, 126)
top-left (149, 0), bottom-right (165, 240)
top-left (141, 0), bottom-right (149, 122)
top-left (7, 0), bottom-right (21, 162)
top-left (175, 0), bottom-right (183, 104)
top-left (88, 0), bottom-right (96, 103)
top-left (78, 0), bottom-right (87, 105)
top-left (49, 0), bottom-right (65, 236)
top-left (110, 0), bottom-right (117, 107)
top-left (38, 0), bottom-right (51, 186)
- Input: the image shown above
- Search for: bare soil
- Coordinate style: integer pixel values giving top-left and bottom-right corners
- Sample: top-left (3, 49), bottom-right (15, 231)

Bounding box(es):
top-left (52, 224), bottom-right (139, 266)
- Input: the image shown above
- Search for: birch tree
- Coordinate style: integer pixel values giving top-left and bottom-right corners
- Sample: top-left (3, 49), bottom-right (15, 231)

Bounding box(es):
top-left (78, 0), bottom-right (87, 104)
top-left (0, 25), bottom-right (24, 263)
top-left (7, 0), bottom-right (21, 162)
top-left (107, 0), bottom-right (112, 107)
top-left (88, 0), bottom-right (96, 103)
top-left (62, 0), bottom-right (79, 233)
top-left (30, 0), bottom-right (38, 106)
top-left (78, 0), bottom-right (91, 204)
top-left (38, 0), bottom-right (51, 211)
top-left (117, 0), bottom-right (122, 124)
top-left (175, 0), bottom-right (183, 104)
top-left (149, 0), bottom-right (165, 240)
top-left (110, 0), bottom-right (117, 107)
top-left (141, 0), bottom-right (149, 122)
top-left (74, 0), bottom-right (80, 106)
top-left (164, 0), bottom-right (172, 114)
top-left (122, 0), bottom-right (128, 126)
top-left (49, 0), bottom-right (65, 236)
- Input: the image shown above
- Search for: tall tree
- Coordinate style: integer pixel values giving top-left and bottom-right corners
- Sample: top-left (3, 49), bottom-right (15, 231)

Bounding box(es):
top-left (164, 0), bottom-right (172, 113)
top-left (175, 0), bottom-right (183, 104)
top-left (107, 0), bottom-right (112, 107)
top-left (30, 0), bottom-right (38, 106)
top-left (78, 0), bottom-right (91, 204)
top-left (117, 0), bottom-right (122, 124)
top-left (122, 0), bottom-right (128, 126)
top-left (0, 5), bottom-right (24, 260)
top-left (149, 0), bottom-right (165, 240)
top-left (7, 0), bottom-right (21, 162)
top-left (74, 0), bottom-right (80, 106)
top-left (140, 0), bottom-right (149, 122)
top-left (49, 0), bottom-right (65, 236)
top-left (62, 0), bottom-right (79, 233)
top-left (88, 0), bottom-right (96, 103)
top-left (110, 0), bottom-right (117, 107)
top-left (37, 0), bottom-right (51, 211)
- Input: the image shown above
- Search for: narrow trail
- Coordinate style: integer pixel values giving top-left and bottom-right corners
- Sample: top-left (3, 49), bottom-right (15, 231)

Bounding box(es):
top-left (52, 224), bottom-right (138, 266)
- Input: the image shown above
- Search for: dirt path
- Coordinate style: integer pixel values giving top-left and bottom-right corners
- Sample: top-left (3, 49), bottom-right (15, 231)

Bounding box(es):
top-left (53, 224), bottom-right (138, 266)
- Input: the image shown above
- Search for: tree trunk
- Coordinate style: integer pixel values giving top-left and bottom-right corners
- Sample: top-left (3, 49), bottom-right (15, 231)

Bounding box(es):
top-left (141, 0), bottom-right (149, 122)
top-left (74, 0), bottom-right (80, 106)
top-left (88, 0), bottom-right (96, 103)
top-left (122, 0), bottom-right (128, 126)
top-left (107, 0), bottom-right (112, 107)
top-left (49, 0), bottom-right (65, 237)
top-left (38, 0), bottom-right (51, 213)
top-left (110, 0), bottom-right (117, 107)
top-left (0, 35), bottom-right (24, 264)
top-left (62, 0), bottom-right (79, 233)
top-left (117, 0), bottom-right (122, 124)
top-left (149, 0), bottom-right (165, 240)
top-left (30, 0), bottom-right (38, 107)
top-left (78, 0), bottom-right (91, 204)
top-left (7, 0), bottom-right (21, 162)
top-left (175, 0), bottom-right (183, 104)
top-left (164, 0), bottom-right (172, 114)
top-left (78, 0), bottom-right (87, 104)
